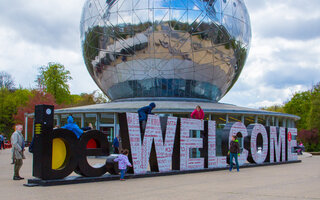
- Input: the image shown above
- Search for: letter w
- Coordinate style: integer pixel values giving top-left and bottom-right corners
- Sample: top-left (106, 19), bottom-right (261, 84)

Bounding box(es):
top-left (126, 113), bottom-right (177, 174)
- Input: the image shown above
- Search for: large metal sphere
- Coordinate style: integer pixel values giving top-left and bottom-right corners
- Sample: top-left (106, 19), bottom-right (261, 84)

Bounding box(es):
top-left (80, 0), bottom-right (251, 102)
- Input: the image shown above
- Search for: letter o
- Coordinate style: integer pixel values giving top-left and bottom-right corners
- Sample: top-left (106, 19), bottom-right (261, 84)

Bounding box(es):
top-left (246, 124), bottom-right (268, 164)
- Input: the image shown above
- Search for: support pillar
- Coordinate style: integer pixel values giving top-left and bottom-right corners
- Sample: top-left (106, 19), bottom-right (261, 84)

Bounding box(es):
top-left (272, 116), bottom-right (275, 126)
top-left (282, 118), bottom-right (287, 128)
top-left (292, 120), bottom-right (295, 128)
top-left (266, 116), bottom-right (270, 126)
top-left (241, 115), bottom-right (245, 124)
top-left (57, 114), bottom-right (61, 127)
top-left (81, 113), bottom-right (85, 128)
top-left (113, 113), bottom-right (118, 137)
top-left (254, 115), bottom-right (258, 123)
top-left (96, 113), bottom-right (101, 131)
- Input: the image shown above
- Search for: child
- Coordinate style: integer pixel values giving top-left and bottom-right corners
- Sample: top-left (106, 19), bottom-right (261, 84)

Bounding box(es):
top-left (114, 149), bottom-right (132, 181)
top-left (228, 135), bottom-right (240, 172)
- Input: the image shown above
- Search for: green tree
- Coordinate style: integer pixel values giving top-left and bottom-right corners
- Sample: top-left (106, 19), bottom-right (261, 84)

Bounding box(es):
top-left (260, 104), bottom-right (284, 113)
top-left (68, 91), bottom-right (107, 107)
top-left (283, 91), bottom-right (311, 130)
top-left (308, 86), bottom-right (320, 132)
top-left (14, 90), bottom-right (60, 141)
top-left (0, 87), bottom-right (31, 137)
top-left (37, 63), bottom-right (72, 104)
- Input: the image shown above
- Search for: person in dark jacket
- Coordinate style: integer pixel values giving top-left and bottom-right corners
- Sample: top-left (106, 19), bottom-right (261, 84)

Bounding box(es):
top-left (138, 103), bottom-right (156, 121)
top-left (0, 134), bottom-right (4, 150)
top-left (62, 116), bottom-right (84, 139)
top-left (112, 135), bottom-right (120, 154)
top-left (228, 135), bottom-right (240, 172)
top-left (137, 103), bottom-right (156, 135)
top-left (82, 123), bottom-right (93, 131)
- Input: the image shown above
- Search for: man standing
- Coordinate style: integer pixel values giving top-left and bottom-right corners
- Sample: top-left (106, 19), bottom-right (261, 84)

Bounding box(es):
top-left (11, 124), bottom-right (25, 180)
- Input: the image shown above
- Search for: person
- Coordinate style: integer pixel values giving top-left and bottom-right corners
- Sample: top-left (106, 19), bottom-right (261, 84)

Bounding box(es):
top-left (228, 135), bottom-right (240, 172)
top-left (88, 123), bottom-right (93, 130)
top-left (114, 149), bottom-right (132, 181)
top-left (10, 133), bottom-right (15, 164)
top-left (62, 116), bottom-right (84, 139)
top-left (190, 105), bottom-right (204, 120)
top-left (11, 124), bottom-right (25, 180)
top-left (137, 102), bottom-right (156, 134)
top-left (112, 135), bottom-right (120, 154)
top-left (296, 142), bottom-right (305, 155)
top-left (82, 123), bottom-right (93, 131)
top-left (0, 134), bottom-right (4, 150)
top-left (28, 136), bottom-right (34, 153)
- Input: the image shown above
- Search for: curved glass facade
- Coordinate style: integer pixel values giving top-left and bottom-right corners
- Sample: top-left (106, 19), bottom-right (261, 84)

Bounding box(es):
top-left (80, 0), bottom-right (251, 101)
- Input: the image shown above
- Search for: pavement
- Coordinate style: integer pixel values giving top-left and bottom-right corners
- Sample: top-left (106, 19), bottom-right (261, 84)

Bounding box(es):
top-left (0, 148), bottom-right (319, 200)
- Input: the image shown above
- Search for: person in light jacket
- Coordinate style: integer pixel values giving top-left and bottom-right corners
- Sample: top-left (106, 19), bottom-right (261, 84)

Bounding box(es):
top-left (114, 149), bottom-right (132, 181)
top-left (11, 124), bottom-right (25, 180)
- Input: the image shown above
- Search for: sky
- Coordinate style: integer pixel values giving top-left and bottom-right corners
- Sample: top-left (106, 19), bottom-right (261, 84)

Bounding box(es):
top-left (0, 0), bottom-right (319, 108)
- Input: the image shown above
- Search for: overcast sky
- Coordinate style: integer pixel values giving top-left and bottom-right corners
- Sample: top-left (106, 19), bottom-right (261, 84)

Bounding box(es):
top-left (0, 0), bottom-right (319, 108)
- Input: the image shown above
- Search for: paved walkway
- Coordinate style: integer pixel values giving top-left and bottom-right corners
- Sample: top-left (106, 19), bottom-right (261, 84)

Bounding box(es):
top-left (0, 148), bottom-right (319, 200)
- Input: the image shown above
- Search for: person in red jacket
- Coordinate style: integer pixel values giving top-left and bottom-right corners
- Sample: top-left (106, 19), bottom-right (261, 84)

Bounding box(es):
top-left (190, 105), bottom-right (204, 120)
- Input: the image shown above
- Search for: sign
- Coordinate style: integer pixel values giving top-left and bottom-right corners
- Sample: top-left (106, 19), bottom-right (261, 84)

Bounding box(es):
top-left (32, 111), bottom-right (298, 180)
top-left (288, 131), bottom-right (292, 142)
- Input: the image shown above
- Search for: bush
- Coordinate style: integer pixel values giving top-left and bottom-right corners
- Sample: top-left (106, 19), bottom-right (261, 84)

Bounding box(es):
top-left (304, 143), bottom-right (320, 152)
top-left (298, 129), bottom-right (320, 152)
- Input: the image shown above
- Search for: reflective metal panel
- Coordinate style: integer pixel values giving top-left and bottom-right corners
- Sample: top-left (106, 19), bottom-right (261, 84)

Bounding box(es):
top-left (80, 0), bottom-right (251, 101)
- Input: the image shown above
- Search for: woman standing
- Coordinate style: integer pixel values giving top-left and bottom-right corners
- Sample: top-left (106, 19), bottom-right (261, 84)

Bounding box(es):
top-left (190, 105), bottom-right (204, 120)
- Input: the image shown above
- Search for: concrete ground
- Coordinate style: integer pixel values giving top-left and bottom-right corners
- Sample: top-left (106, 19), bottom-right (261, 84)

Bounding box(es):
top-left (0, 148), bottom-right (319, 200)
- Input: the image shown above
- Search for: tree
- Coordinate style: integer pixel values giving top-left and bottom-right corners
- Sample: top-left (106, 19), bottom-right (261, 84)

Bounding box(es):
top-left (283, 91), bottom-right (311, 130)
top-left (69, 93), bottom-right (96, 106)
top-left (298, 129), bottom-right (320, 152)
top-left (94, 91), bottom-right (108, 103)
top-left (0, 71), bottom-right (15, 89)
top-left (67, 91), bottom-right (107, 107)
top-left (306, 84), bottom-right (320, 145)
top-left (14, 90), bottom-right (61, 141)
top-left (37, 63), bottom-right (72, 104)
top-left (0, 88), bottom-right (31, 137)
top-left (260, 104), bottom-right (284, 113)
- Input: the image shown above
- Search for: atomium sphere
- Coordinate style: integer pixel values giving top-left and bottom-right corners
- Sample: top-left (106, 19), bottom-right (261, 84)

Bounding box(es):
top-left (80, 0), bottom-right (251, 102)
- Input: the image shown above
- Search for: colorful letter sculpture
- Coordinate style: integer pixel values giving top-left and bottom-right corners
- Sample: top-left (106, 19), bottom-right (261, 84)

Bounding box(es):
top-left (32, 108), bottom-right (298, 180)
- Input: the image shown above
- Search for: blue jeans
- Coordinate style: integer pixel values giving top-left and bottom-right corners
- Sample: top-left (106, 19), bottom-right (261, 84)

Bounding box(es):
top-left (229, 153), bottom-right (239, 171)
top-left (120, 169), bottom-right (127, 179)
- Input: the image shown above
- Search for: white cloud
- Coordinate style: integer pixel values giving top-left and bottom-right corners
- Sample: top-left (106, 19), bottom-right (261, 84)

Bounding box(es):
top-left (0, 0), bottom-right (320, 108)
top-left (0, 0), bottom-right (98, 94)
top-left (219, 0), bottom-right (320, 108)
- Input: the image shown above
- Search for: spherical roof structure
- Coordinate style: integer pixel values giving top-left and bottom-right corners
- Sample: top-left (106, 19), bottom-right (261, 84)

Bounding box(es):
top-left (80, 0), bottom-right (251, 102)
